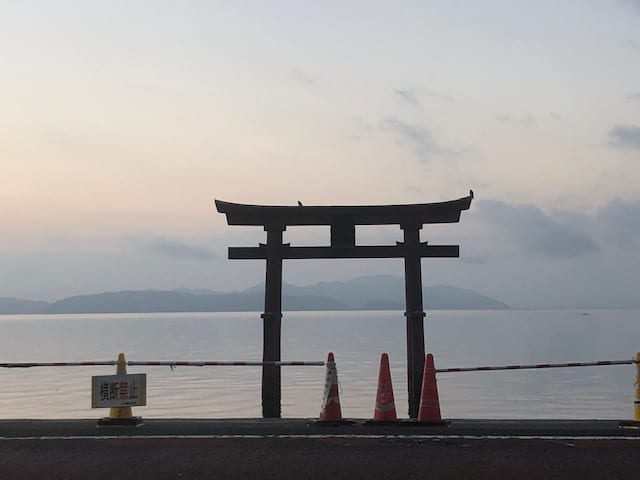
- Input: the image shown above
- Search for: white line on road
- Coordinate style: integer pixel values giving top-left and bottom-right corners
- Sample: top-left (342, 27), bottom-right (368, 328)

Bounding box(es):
top-left (1, 434), bottom-right (640, 441)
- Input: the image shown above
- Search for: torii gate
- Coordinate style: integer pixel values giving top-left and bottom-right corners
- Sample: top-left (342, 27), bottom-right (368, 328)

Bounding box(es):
top-left (216, 191), bottom-right (473, 418)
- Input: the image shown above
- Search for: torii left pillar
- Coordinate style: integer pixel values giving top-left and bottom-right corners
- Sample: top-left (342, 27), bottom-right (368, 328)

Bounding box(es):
top-left (262, 225), bottom-right (284, 418)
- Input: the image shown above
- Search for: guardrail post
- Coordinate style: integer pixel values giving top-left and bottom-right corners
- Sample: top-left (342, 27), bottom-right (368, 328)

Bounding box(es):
top-left (620, 352), bottom-right (640, 428)
top-left (634, 352), bottom-right (640, 422)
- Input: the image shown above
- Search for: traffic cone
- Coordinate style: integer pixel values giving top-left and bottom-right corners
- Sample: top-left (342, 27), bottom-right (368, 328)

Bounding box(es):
top-left (98, 353), bottom-right (143, 426)
top-left (317, 352), bottom-right (350, 424)
top-left (369, 353), bottom-right (397, 423)
top-left (417, 353), bottom-right (446, 425)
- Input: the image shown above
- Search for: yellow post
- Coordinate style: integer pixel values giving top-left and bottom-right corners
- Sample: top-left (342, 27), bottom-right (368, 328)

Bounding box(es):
top-left (108, 353), bottom-right (133, 420)
top-left (634, 352), bottom-right (640, 422)
top-left (621, 352), bottom-right (640, 427)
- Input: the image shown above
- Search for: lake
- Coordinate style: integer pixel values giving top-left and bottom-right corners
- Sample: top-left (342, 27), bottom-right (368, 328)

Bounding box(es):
top-left (0, 309), bottom-right (638, 420)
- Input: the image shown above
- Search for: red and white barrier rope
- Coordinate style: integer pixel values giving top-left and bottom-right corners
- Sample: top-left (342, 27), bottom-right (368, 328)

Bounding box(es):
top-left (436, 359), bottom-right (636, 373)
top-left (0, 360), bottom-right (324, 368)
top-left (127, 361), bottom-right (325, 367)
top-left (0, 361), bottom-right (117, 368)
top-left (1, 358), bottom-right (636, 370)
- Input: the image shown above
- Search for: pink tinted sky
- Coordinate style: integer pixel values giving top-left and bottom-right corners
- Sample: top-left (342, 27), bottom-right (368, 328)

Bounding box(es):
top-left (1, 1), bottom-right (639, 308)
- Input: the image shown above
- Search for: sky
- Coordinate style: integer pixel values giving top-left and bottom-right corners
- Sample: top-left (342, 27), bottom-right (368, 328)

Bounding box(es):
top-left (1, 0), bottom-right (639, 308)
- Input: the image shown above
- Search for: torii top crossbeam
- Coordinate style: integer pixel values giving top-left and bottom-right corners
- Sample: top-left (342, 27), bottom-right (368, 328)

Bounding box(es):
top-left (215, 191), bottom-right (473, 227)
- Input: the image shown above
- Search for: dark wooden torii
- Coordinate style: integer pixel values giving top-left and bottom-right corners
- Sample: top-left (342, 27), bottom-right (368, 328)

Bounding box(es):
top-left (216, 191), bottom-right (473, 418)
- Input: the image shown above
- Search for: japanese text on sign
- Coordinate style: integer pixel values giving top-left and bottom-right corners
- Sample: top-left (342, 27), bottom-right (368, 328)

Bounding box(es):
top-left (91, 374), bottom-right (147, 408)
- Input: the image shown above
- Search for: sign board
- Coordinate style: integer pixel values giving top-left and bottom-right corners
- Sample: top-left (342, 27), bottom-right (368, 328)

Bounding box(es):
top-left (91, 374), bottom-right (147, 408)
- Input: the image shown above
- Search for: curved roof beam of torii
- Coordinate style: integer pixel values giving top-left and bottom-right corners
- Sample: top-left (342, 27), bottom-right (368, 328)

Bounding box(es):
top-left (215, 190), bottom-right (474, 227)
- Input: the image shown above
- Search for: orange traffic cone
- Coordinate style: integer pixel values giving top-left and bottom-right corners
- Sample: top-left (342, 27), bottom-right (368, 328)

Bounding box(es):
top-left (370, 353), bottom-right (397, 423)
top-left (317, 352), bottom-right (349, 424)
top-left (417, 353), bottom-right (446, 425)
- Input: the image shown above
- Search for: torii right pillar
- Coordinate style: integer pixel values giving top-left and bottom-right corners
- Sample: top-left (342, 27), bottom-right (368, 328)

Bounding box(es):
top-left (402, 222), bottom-right (426, 418)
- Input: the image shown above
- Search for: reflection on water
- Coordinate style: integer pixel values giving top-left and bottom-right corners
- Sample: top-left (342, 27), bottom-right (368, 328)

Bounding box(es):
top-left (0, 310), bottom-right (638, 419)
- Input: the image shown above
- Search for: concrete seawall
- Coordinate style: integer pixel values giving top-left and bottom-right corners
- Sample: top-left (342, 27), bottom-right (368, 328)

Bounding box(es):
top-left (1, 418), bottom-right (639, 438)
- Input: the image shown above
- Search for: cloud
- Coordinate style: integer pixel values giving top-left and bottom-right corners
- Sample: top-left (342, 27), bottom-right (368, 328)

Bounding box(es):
top-left (596, 199), bottom-right (640, 248)
top-left (495, 114), bottom-right (536, 127)
top-left (459, 255), bottom-right (487, 265)
top-left (624, 0), bottom-right (640, 14)
top-left (394, 89), bottom-right (421, 107)
top-left (394, 88), bottom-right (454, 108)
top-left (291, 69), bottom-right (321, 86)
top-left (476, 200), bottom-right (599, 257)
top-left (131, 236), bottom-right (217, 260)
top-left (627, 93), bottom-right (640, 102)
top-left (381, 116), bottom-right (441, 162)
top-left (423, 89), bottom-right (455, 103)
top-left (609, 125), bottom-right (640, 150)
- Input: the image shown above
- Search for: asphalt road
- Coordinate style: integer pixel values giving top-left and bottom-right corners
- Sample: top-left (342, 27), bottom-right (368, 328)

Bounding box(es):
top-left (1, 419), bottom-right (639, 479)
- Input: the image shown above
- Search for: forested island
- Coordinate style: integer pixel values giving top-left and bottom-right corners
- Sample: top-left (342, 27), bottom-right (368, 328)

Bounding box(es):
top-left (0, 275), bottom-right (507, 314)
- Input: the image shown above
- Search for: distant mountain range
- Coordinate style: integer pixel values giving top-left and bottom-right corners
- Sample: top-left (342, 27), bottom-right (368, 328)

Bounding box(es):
top-left (0, 275), bottom-right (508, 314)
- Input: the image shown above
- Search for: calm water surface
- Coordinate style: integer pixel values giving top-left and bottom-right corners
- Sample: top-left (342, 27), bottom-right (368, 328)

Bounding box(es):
top-left (0, 310), bottom-right (638, 420)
